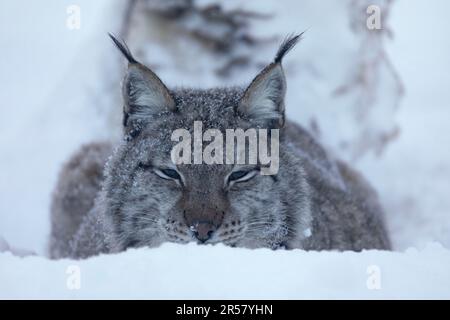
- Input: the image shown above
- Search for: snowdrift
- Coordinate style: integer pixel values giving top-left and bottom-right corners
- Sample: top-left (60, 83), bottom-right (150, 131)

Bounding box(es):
top-left (1, 243), bottom-right (449, 299)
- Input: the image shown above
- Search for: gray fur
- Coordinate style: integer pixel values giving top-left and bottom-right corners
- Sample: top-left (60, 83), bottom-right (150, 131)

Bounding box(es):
top-left (49, 35), bottom-right (390, 259)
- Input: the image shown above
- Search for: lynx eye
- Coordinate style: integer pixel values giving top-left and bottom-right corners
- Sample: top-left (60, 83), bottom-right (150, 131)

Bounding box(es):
top-left (227, 170), bottom-right (257, 184)
top-left (155, 168), bottom-right (181, 181)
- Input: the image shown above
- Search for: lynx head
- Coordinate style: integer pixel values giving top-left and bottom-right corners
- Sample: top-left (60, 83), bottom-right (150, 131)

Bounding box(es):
top-left (102, 34), bottom-right (310, 251)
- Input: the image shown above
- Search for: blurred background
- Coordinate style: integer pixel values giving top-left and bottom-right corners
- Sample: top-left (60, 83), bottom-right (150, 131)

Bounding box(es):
top-left (0, 0), bottom-right (449, 255)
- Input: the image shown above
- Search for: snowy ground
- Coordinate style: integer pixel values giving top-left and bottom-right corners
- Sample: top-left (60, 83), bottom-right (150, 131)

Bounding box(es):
top-left (1, 0), bottom-right (450, 299)
top-left (2, 243), bottom-right (450, 299)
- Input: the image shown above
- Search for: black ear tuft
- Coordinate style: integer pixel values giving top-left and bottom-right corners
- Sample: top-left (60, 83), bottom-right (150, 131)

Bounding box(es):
top-left (274, 32), bottom-right (304, 64)
top-left (108, 33), bottom-right (138, 64)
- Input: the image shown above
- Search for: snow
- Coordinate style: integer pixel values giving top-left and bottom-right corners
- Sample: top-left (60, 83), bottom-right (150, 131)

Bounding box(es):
top-left (1, 242), bottom-right (449, 299)
top-left (0, 236), bottom-right (34, 258)
top-left (358, 0), bottom-right (450, 250)
top-left (0, 0), bottom-right (125, 254)
top-left (1, 0), bottom-right (450, 299)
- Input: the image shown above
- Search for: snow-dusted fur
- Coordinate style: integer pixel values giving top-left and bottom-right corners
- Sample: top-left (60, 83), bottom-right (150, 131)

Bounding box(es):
top-left (49, 35), bottom-right (390, 259)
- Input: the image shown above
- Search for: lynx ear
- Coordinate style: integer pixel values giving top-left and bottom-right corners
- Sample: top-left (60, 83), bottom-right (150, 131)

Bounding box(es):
top-left (237, 33), bottom-right (302, 128)
top-left (109, 34), bottom-right (176, 128)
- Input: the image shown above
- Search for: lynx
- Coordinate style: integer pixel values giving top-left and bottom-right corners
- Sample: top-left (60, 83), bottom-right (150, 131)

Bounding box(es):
top-left (49, 34), bottom-right (390, 259)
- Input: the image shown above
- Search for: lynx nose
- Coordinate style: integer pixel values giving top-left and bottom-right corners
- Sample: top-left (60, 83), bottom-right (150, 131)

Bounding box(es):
top-left (190, 222), bottom-right (216, 243)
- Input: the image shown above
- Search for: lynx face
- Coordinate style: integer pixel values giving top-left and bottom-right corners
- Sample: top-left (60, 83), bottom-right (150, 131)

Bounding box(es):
top-left (103, 34), bottom-right (310, 251)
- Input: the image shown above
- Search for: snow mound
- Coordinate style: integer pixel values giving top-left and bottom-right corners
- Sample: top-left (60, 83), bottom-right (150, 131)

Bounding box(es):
top-left (0, 236), bottom-right (35, 258)
top-left (1, 242), bottom-right (449, 299)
